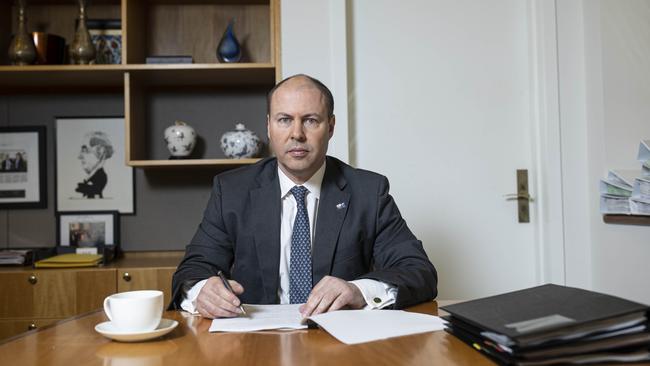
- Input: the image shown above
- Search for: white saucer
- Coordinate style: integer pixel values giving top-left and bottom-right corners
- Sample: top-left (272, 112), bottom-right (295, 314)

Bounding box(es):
top-left (95, 318), bottom-right (178, 342)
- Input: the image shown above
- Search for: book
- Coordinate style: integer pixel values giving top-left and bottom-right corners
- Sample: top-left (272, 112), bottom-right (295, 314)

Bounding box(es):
top-left (145, 56), bottom-right (193, 64)
top-left (34, 253), bottom-right (103, 268)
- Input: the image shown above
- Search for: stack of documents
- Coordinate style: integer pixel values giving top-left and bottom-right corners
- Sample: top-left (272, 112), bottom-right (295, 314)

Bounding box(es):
top-left (0, 250), bottom-right (31, 265)
top-left (442, 284), bottom-right (650, 365)
top-left (600, 140), bottom-right (650, 215)
top-left (34, 253), bottom-right (103, 268)
top-left (209, 304), bottom-right (447, 345)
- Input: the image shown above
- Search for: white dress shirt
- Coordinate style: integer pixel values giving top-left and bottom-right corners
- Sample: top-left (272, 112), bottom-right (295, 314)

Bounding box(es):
top-left (181, 161), bottom-right (397, 313)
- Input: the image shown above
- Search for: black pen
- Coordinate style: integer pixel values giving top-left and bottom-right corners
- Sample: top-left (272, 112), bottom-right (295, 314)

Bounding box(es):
top-left (217, 270), bottom-right (247, 315)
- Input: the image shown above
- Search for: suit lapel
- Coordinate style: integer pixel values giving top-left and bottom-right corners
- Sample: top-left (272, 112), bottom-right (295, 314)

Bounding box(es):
top-left (312, 160), bottom-right (350, 285)
top-left (251, 162), bottom-right (281, 303)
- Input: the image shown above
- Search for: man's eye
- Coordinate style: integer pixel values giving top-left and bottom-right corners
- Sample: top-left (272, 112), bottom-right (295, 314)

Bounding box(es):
top-left (304, 118), bottom-right (319, 127)
top-left (277, 117), bottom-right (291, 125)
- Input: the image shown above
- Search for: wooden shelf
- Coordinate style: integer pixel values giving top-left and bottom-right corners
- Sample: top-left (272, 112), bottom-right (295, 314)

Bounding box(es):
top-left (0, 63), bottom-right (276, 90)
top-left (128, 158), bottom-right (260, 168)
top-left (603, 214), bottom-right (650, 226)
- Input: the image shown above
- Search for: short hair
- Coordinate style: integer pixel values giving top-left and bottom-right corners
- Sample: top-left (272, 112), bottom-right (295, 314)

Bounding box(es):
top-left (85, 131), bottom-right (114, 160)
top-left (267, 74), bottom-right (334, 117)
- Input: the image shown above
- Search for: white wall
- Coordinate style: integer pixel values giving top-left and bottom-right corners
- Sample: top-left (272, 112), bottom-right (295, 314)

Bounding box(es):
top-left (560, 0), bottom-right (650, 304)
top-left (280, 0), bottom-right (349, 163)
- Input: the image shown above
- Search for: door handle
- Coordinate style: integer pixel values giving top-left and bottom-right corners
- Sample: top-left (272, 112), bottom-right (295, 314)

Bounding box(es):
top-left (505, 169), bottom-right (532, 223)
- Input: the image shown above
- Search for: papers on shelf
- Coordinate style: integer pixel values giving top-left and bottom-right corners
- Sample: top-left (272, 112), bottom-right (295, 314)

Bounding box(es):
top-left (600, 194), bottom-right (630, 214)
top-left (209, 304), bottom-right (446, 345)
top-left (599, 179), bottom-right (632, 197)
top-left (637, 140), bottom-right (650, 162)
top-left (630, 197), bottom-right (650, 216)
top-left (0, 250), bottom-right (31, 265)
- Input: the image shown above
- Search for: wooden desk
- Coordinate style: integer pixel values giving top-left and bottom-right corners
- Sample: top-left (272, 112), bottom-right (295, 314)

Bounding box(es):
top-left (0, 301), bottom-right (492, 366)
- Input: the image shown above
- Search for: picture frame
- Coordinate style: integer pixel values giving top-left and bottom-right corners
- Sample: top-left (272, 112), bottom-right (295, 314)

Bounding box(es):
top-left (55, 117), bottom-right (134, 214)
top-left (0, 126), bottom-right (47, 209)
top-left (56, 210), bottom-right (119, 247)
top-left (87, 19), bottom-right (122, 65)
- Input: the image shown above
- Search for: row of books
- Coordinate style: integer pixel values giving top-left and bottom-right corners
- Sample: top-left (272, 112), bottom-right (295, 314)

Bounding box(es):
top-left (600, 140), bottom-right (650, 215)
top-left (442, 284), bottom-right (650, 365)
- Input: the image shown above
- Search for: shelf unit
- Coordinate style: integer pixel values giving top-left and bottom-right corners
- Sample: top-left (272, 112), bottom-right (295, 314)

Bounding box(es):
top-left (602, 214), bottom-right (650, 226)
top-left (1, 0), bottom-right (281, 168)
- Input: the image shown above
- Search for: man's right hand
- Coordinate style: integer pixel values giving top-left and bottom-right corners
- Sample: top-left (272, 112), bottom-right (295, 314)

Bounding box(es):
top-left (195, 276), bottom-right (245, 319)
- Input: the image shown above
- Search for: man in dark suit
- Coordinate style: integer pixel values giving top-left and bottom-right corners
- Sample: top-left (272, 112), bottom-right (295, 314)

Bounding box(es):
top-left (171, 74), bottom-right (437, 318)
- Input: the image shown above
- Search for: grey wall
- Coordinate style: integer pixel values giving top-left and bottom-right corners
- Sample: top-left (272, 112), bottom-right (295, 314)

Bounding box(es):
top-left (1, 91), bottom-right (267, 251)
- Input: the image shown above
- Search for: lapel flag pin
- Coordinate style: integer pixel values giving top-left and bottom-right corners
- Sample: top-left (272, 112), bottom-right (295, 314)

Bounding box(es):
top-left (336, 202), bottom-right (346, 210)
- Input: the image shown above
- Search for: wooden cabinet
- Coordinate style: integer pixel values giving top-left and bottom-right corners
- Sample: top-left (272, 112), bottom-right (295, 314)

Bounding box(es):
top-left (0, 253), bottom-right (181, 341)
top-left (0, 0), bottom-right (281, 168)
top-left (117, 268), bottom-right (176, 306)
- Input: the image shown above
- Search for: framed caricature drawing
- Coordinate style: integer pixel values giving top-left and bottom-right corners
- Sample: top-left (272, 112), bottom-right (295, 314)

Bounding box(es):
top-left (56, 117), bottom-right (134, 214)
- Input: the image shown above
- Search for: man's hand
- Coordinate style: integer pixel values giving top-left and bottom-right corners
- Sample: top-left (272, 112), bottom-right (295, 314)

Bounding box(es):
top-left (299, 276), bottom-right (366, 317)
top-left (195, 276), bottom-right (245, 319)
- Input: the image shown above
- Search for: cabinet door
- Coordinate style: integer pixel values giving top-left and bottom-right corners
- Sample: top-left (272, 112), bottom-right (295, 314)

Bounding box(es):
top-left (0, 318), bottom-right (60, 341)
top-left (117, 268), bottom-right (175, 306)
top-left (0, 273), bottom-right (35, 318)
top-left (0, 269), bottom-right (117, 319)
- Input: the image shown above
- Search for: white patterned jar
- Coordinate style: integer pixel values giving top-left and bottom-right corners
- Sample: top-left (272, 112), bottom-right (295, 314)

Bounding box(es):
top-left (220, 123), bottom-right (260, 159)
top-left (164, 120), bottom-right (196, 158)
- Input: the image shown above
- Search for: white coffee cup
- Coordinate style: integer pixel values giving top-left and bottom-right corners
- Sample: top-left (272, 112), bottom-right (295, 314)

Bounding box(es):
top-left (103, 290), bottom-right (163, 333)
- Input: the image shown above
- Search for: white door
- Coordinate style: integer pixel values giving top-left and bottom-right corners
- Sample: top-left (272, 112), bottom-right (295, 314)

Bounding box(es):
top-left (348, 0), bottom-right (563, 300)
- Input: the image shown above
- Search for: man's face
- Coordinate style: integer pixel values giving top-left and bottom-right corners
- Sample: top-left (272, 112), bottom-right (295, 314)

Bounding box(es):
top-left (78, 140), bottom-right (100, 174)
top-left (267, 78), bottom-right (335, 183)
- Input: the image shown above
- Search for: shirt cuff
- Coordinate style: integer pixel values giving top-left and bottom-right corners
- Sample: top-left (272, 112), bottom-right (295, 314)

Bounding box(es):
top-left (350, 279), bottom-right (397, 309)
top-left (180, 279), bottom-right (208, 314)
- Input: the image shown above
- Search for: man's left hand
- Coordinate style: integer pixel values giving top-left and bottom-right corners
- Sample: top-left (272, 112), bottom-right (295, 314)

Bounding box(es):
top-left (299, 276), bottom-right (366, 317)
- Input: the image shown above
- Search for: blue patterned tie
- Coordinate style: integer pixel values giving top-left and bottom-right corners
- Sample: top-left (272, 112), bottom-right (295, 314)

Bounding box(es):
top-left (289, 185), bottom-right (312, 304)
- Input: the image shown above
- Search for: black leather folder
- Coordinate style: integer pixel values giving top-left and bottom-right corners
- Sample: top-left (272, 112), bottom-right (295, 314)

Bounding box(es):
top-left (441, 284), bottom-right (650, 348)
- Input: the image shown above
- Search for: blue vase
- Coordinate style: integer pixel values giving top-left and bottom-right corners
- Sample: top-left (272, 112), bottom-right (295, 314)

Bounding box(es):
top-left (217, 20), bottom-right (241, 63)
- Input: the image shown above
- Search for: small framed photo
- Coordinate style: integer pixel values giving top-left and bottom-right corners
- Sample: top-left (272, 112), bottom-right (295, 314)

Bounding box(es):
top-left (88, 19), bottom-right (122, 65)
top-left (57, 211), bottom-right (119, 247)
top-left (0, 126), bottom-right (46, 209)
top-left (55, 117), bottom-right (134, 214)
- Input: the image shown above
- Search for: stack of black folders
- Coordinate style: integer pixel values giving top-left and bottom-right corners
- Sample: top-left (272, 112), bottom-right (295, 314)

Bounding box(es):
top-left (441, 284), bottom-right (650, 365)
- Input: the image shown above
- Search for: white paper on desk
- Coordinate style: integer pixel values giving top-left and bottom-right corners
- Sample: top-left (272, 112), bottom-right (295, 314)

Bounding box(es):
top-left (209, 304), bottom-right (307, 332)
top-left (309, 310), bottom-right (446, 345)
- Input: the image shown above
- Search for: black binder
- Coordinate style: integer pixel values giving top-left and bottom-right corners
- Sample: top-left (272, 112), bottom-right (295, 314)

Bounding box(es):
top-left (441, 284), bottom-right (650, 348)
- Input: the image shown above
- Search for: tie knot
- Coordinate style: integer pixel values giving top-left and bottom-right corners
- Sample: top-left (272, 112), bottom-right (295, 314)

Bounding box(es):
top-left (290, 185), bottom-right (308, 203)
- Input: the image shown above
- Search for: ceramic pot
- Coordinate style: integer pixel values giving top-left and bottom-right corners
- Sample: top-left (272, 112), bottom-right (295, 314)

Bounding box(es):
top-left (164, 120), bottom-right (196, 158)
top-left (220, 123), bottom-right (260, 159)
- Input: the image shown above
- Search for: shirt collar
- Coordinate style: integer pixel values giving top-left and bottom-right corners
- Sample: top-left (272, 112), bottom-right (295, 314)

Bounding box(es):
top-left (278, 160), bottom-right (326, 200)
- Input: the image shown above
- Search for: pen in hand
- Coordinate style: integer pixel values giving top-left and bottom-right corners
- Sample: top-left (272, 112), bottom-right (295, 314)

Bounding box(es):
top-left (217, 270), bottom-right (247, 316)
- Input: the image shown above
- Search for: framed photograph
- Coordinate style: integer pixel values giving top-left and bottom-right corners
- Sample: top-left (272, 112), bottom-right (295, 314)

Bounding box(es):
top-left (87, 19), bottom-right (122, 65)
top-left (0, 126), bottom-right (46, 209)
top-left (57, 211), bottom-right (119, 247)
top-left (56, 117), bottom-right (134, 214)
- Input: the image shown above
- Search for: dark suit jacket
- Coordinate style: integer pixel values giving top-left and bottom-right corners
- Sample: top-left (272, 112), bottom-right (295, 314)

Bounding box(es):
top-left (170, 156), bottom-right (437, 309)
top-left (75, 168), bottom-right (107, 198)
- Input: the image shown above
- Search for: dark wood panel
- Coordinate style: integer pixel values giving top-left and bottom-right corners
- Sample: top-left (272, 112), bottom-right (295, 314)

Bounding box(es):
top-left (603, 214), bottom-right (650, 226)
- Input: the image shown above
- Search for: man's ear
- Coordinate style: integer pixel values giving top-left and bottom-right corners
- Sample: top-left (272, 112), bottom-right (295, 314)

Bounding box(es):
top-left (266, 114), bottom-right (271, 140)
top-left (328, 115), bottom-right (336, 138)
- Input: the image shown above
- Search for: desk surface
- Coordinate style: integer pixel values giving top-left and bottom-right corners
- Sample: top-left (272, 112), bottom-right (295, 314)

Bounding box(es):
top-left (0, 301), bottom-right (491, 366)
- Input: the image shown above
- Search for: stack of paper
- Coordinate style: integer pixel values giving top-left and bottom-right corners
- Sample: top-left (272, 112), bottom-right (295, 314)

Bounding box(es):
top-left (34, 253), bottom-right (103, 268)
top-left (209, 303), bottom-right (446, 345)
top-left (0, 250), bottom-right (31, 265)
top-left (442, 284), bottom-right (650, 365)
top-left (600, 140), bottom-right (650, 215)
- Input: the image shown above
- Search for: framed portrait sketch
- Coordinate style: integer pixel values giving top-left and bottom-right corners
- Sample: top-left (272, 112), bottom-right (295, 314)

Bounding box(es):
top-left (0, 126), bottom-right (46, 209)
top-left (57, 211), bottom-right (119, 247)
top-left (55, 117), bottom-right (134, 214)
